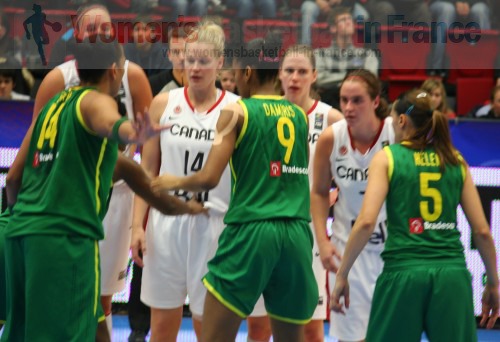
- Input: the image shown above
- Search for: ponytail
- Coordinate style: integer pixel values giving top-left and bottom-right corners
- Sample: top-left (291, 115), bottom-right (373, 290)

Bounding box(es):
top-left (395, 90), bottom-right (462, 170)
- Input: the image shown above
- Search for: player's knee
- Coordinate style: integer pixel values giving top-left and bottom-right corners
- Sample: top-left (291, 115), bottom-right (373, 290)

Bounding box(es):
top-left (304, 320), bottom-right (324, 342)
top-left (247, 321), bottom-right (272, 341)
top-left (100, 296), bottom-right (113, 315)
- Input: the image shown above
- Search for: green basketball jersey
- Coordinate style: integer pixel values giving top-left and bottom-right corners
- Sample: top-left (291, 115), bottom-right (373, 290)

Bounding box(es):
top-left (224, 95), bottom-right (310, 224)
top-left (7, 87), bottom-right (118, 240)
top-left (382, 143), bottom-right (466, 264)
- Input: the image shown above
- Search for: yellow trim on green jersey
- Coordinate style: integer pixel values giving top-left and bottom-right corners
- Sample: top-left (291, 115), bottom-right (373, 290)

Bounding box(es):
top-left (267, 312), bottom-right (311, 325)
top-left (93, 241), bottom-right (99, 316)
top-left (235, 100), bottom-right (249, 148)
top-left (76, 89), bottom-right (97, 135)
top-left (251, 95), bottom-right (283, 100)
top-left (457, 152), bottom-right (466, 181)
top-left (202, 278), bottom-right (247, 318)
top-left (229, 157), bottom-right (237, 193)
top-left (384, 146), bottom-right (394, 181)
top-left (292, 103), bottom-right (308, 125)
top-left (95, 139), bottom-right (108, 214)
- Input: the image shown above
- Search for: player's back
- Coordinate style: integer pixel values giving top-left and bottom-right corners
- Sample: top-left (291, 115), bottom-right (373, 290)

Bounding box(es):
top-left (225, 95), bottom-right (310, 224)
top-left (7, 87), bottom-right (118, 240)
top-left (382, 143), bottom-right (465, 264)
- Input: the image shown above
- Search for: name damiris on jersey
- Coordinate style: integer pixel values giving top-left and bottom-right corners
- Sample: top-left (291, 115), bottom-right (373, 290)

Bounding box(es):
top-left (263, 103), bottom-right (296, 118)
top-left (170, 124), bottom-right (215, 141)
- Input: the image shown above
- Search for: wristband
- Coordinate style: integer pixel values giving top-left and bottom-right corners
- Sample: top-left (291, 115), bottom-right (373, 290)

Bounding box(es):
top-left (112, 117), bottom-right (129, 144)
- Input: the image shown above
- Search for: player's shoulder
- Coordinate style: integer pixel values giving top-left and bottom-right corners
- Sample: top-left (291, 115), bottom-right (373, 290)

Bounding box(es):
top-left (223, 90), bottom-right (240, 102)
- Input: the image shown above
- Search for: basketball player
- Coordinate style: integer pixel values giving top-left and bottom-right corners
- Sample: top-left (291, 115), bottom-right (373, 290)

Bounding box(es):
top-left (248, 44), bottom-right (343, 342)
top-left (130, 21), bottom-right (239, 342)
top-left (10, 4), bottom-right (153, 336)
top-left (1, 38), bottom-right (163, 342)
top-left (331, 89), bottom-right (499, 341)
top-left (311, 69), bottom-right (394, 342)
top-left (150, 32), bottom-right (319, 342)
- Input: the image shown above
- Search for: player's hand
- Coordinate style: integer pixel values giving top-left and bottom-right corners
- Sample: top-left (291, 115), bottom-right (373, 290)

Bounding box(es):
top-left (318, 240), bottom-right (342, 273)
top-left (131, 109), bottom-right (171, 144)
top-left (187, 197), bottom-right (209, 216)
top-left (330, 275), bottom-right (350, 315)
top-left (151, 173), bottom-right (180, 193)
top-left (131, 225), bottom-right (146, 267)
top-left (480, 284), bottom-right (499, 329)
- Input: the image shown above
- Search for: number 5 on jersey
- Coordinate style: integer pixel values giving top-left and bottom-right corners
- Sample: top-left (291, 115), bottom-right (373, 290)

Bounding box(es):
top-left (420, 172), bottom-right (443, 221)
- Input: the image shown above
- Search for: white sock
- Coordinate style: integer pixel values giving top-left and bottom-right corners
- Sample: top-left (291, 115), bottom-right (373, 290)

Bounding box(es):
top-left (105, 314), bottom-right (113, 338)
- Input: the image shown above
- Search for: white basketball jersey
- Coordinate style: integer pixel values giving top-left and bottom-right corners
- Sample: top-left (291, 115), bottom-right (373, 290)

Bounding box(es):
top-left (159, 87), bottom-right (239, 215)
top-left (307, 100), bottom-right (331, 184)
top-left (330, 117), bottom-right (394, 252)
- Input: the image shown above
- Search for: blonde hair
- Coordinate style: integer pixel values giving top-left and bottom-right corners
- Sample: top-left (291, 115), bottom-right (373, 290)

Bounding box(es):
top-left (421, 78), bottom-right (450, 114)
top-left (186, 20), bottom-right (225, 58)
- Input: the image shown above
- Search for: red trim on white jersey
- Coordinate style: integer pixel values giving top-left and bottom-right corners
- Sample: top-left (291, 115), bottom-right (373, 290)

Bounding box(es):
top-left (347, 119), bottom-right (385, 151)
top-left (307, 99), bottom-right (319, 115)
top-left (184, 87), bottom-right (227, 114)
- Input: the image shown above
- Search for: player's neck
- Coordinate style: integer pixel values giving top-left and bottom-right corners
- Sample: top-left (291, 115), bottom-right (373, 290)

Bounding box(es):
top-left (350, 117), bottom-right (383, 152)
top-left (250, 83), bottom-right (277, 97)
top-left (295, 96), bottom-right (314, 113)
top-left (187, 86), bottom-right (218, 111)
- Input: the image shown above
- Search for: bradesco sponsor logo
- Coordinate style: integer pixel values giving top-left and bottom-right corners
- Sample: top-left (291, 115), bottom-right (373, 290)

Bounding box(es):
top-left (282, 164), bottom-right (308, 175)
top-left (270, 162), bottom-right (308, 177)
top-left (32, 151), bottom-right (55, 168)
top-left (408, 217), bottom-right (456, 234)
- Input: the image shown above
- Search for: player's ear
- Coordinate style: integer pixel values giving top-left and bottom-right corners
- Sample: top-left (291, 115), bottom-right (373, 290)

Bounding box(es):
top-left (244, 66), bottom-right (252, 83)
top-left (109, 62), bottom-right (118, 80)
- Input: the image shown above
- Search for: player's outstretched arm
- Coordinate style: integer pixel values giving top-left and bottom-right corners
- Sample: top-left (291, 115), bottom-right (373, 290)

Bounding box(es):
top-left (331, 149), bottom-right (389, 314)
top-left (80, 92), bottom-right (168, 145)
top-left (311, 126), bottom-right (341, 272)
top-left (114, 155), bottom-right (206, 216)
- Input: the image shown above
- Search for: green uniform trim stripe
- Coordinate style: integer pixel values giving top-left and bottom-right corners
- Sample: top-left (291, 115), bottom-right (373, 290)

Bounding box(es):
top-left (267, 312), bottom-right (311, 325)
top-left (75, 89), bottom-right (96, 135)
top-left (251, 95), bottom-right (283, 100)
top-left (202, 278), bottom-right (247, 318)
top-left (384, 146), bottom-right (394, 181)
top-left (93, 241), bottom-right (99, 316)
top-left (95, 139), bottom-right (108, 214)
top-left (229, 157), bottom-right (237, 193)
top-left (458, 154), bottom-right (466, 181)
top-left (235, 99), bottom-right (249, 148)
